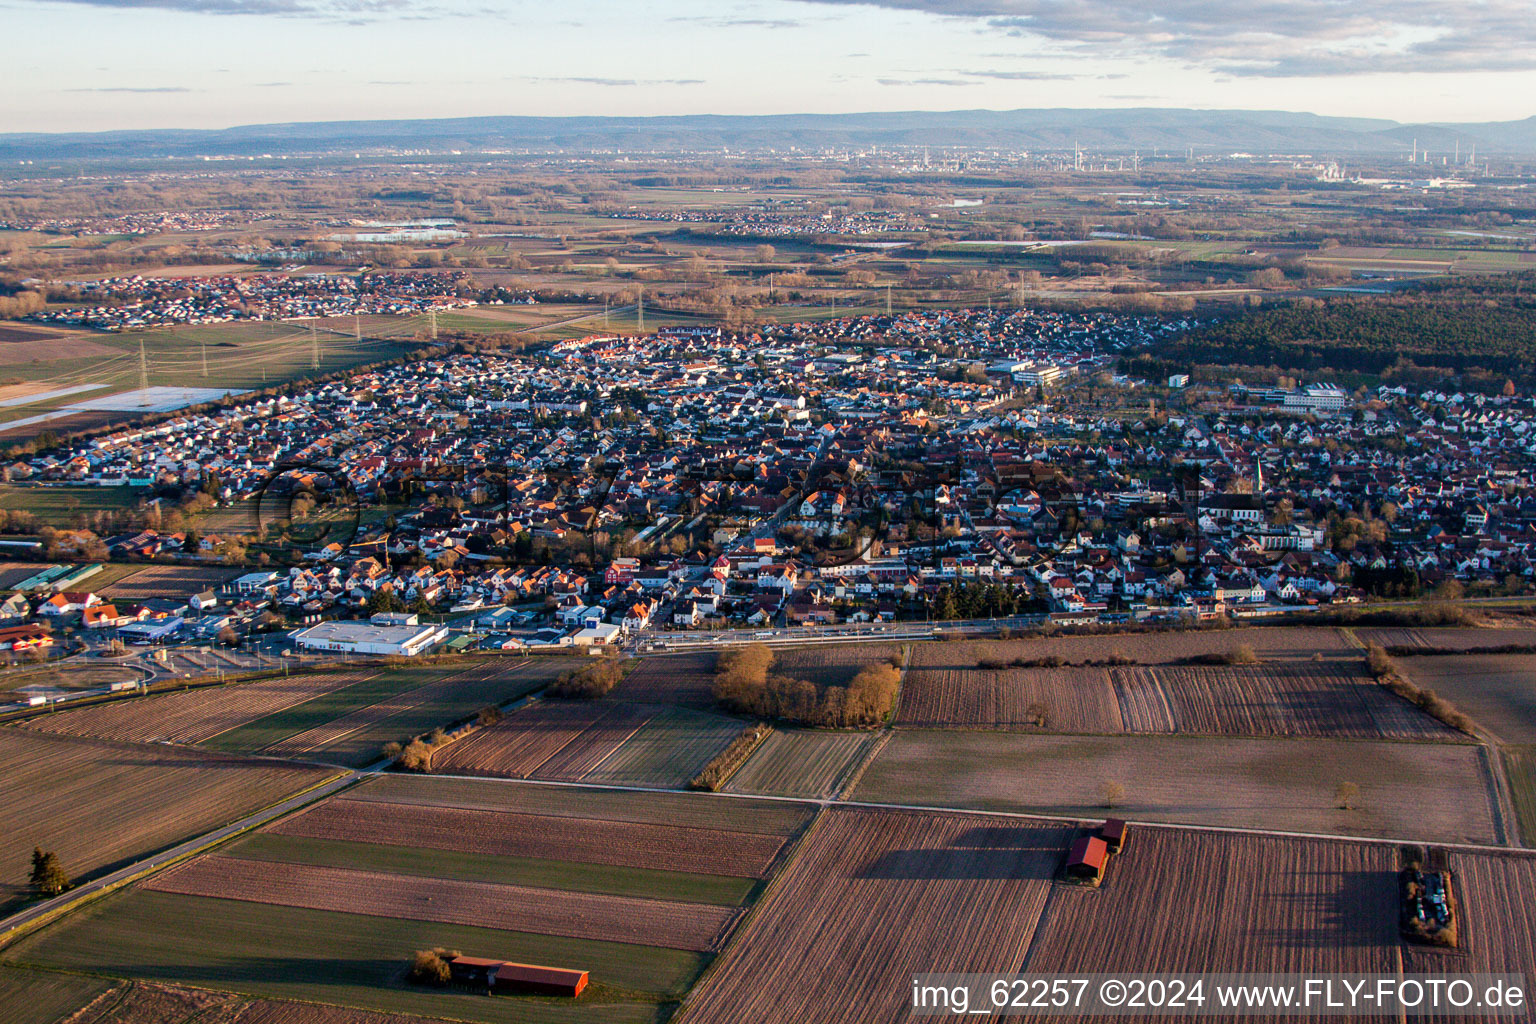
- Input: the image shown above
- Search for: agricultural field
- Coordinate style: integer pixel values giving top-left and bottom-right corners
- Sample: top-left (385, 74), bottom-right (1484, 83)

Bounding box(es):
top-left (1023, 828), bottom-right (1402, 982)
top-left (228, 1000), bottom-right (466, 1024)
top-left (897, 659), bottom-right (1454, 740)
top-left (0, 561), bottom-right (43, 590)
top-left (144, 855), bottom-right (738, 952)
top-left (0, 322), bottom-right (423, 443)
top-left (680, 807), bottom-right (1071, 1024)
top-left (769, 643), bottom-right (903, 689)
top-left (0, 485), bottom-right (145, 524)
top-left (208, 657), bottom-right (564, 765)
top-left (610, 651), bottom-right (717, 709)
top-left (429, 699), bottom-right (652, 780)
top-left (921, 625), bottom-right (1354, 669)
top-left (582, 706), bottom-right (745, 788)
top-left (7, 890), bottom-right (684, 1024)
top-left (1507, 746), bottom-right (1536, 844)
top-left (0, 729), bottom-right (335, 914)
top-left (96, 564), bottom-right (242, 602)
top-left (2, 776), bottom-right (821, 1024)
top-left (1395, 654), bottom-right (1536, 744)
top-left (723, 730), bottom-right (876, 798)
top-left (349, 773), bottom-right (816, 837)
top-left (0, 964), bottom-right (113, 1024)
top-left (1356, 626), bottom-right (1536, 652)
top-left (271, 795), bottom-right (785, 878)
top-left (854, 732), bottom-right (1501, 843)
top-left (1401, 849), bottom-right (1536, 1022)
top-left (64, 979), bottom-right (237, 1024)
top-left (226, 831), bottom-right (758, 906)
top-left (20, 669), bottom-right (379, 745)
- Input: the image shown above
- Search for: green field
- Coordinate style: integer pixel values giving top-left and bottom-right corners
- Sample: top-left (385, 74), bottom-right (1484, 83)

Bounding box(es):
top-left (200, 667), bottom-right (414, 754)
top-left (583, 706), bottom-right (745, 788)
top-left (0, 320), bottom-right (425, 440)
top-left (228, 832), bottom-right (756, 906)
top-left (5, 889), bottom-right (689, 1024)
top-left (0, 964), bottom-right (112, 1024)
top-left (1507, 745), bottom-right (1536, 846)
top-left (0, 485), bottom-right (146, 523)
top-left (204, 659), bottom-right (566, 766)
top-left (724, 730), bottom-right (875, 799)
top-left (312, 659), bottom-right (568, 767)
top-left (355, 774), bottom-right (817, 836)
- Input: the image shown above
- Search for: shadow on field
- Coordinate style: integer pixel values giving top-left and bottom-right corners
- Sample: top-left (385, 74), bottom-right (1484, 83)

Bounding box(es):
top-left (858, 847), bottom-right (1057, 881)
top-left (96, 955), bottom-right (408, 989)
top-left (1262, 870), bottom-right (1397, 949)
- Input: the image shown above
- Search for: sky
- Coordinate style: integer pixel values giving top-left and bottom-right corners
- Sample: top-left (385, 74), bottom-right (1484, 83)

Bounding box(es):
top-left (3, 0), bottom-right (1533, 133)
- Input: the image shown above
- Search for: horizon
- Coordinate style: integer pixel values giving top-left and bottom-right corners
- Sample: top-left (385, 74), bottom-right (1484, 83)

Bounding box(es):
top-left (6, 104), bottom-right (1533, 140)
top-left (8, 0), bottom-right (1536, 134)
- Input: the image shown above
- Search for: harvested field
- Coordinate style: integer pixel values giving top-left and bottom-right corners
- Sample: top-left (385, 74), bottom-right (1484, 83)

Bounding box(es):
top-left (228, 831), bottom-right (757, 906)
top-left (146, 855), bottom-right (737, 952)
top-left (1357, 626), bottom-right (1536, 653)
top-left (855, 732), bottom-right (1500, 843)
top-left (612, 651), bottom-right (716, 708)
top-left (899, 659), bottom-right (1453, 739)
top-left (1395, 654), bottom-right (1536, 744)
top-left (351, 773), bottom-right (816, 836)
top-left (1114, 663), bottom-right (1458, 739)
top-left (899, 665), bottom-right (1121, 731)
top-left (14, 889), bottom-right (692, 1024)
top-left (681, 807), bottom-right (1069, 1024)
top-left (430, 699), bottom-right (651, 780)
top-left (97, 565), bottom-right (242, 601)
top-left (1402, 850), bottom-right (1536, 1023)
top-left (724, 730), bottom-right (875, 798)
top-left (1025, 828), bottom-right (1401, 983)
top-left (230, 1001), bottom-right (463, 1024)
top-left (67, 979), bottom-right (234, 1024)
top-left (0, 560), bottom-right (42, 590)
top-left (583, 706), bottom-right (744, 788)
top-left (0, 964), bottom-right (112, 1024)
top-left (0, 729), bottom-right (333, 914)
top-left (21, 670), bottom-right (379, 745)
top-left (271, 795), bottom-right (788, 878)
top-left (770, 643), bottom-right (902, 689)
top-left (919, 625), bottom-right (1353, 672)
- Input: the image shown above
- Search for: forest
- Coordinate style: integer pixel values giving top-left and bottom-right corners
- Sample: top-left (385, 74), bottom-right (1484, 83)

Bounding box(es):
top-left (1152, 272), bottom-right (1536, 381)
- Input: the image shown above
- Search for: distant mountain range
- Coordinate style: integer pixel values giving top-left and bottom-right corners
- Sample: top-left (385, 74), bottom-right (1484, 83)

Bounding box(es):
top-left (4, 108), bottom-right (1536, 161)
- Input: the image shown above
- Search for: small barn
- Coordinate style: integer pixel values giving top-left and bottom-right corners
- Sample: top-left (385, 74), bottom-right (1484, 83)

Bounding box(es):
top-left (494, 962), bottom-right (589, 998)
top-left (448, 956), bottom-right (503, 987)
top-left (1100, 818), bottom-right (1129, 854)
top-left (1065, 835), bottom-right (1109, 882)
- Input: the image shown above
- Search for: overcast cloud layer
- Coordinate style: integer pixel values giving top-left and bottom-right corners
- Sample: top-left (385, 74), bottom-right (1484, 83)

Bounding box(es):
top-left (801, 0), bottom-right (1536, 76)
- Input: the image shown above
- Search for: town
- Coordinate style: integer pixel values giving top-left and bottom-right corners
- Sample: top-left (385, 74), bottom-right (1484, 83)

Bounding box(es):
top-left (2, 301), bottom-right (1530, 672)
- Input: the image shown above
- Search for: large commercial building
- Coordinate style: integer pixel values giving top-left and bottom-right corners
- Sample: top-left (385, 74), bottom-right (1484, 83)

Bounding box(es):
top-left (291, 620), bottom-right (447, 657)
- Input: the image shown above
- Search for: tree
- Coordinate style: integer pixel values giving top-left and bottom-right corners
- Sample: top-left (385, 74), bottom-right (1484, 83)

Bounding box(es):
top-left (30, 848), bottom-right (71, 897)
top-left (1100, 780), bottom-right (1126, 809)
top-left (1335, 781), bottom-right (1361, 810)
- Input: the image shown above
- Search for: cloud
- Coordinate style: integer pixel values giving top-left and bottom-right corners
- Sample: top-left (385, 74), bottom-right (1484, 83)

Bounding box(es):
top-left (877, 76), bottom-right (975, 86)
top-left (66, 85), bottom-right (195, 92)
top-left (37, 0), bottom-right (424, 18)
top-left (517, 76), bottom-right (706, 87)
top-left (962, 69), bottom-right (1079, 81)
top-left (798, 0), bottom-right (1536, 76)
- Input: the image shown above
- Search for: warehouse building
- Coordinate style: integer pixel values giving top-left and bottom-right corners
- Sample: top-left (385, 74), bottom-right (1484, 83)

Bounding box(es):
top-left (291, 620), bottom-right (447, 657)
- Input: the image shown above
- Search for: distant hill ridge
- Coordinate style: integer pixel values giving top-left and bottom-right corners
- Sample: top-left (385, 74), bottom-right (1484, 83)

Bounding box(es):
top-left (4, 107), bottom-right (1535, 160)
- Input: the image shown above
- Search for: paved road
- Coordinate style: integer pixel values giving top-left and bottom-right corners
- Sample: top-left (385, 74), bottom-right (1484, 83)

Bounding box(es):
top-left (0, 768), bottom-right (362, 945)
